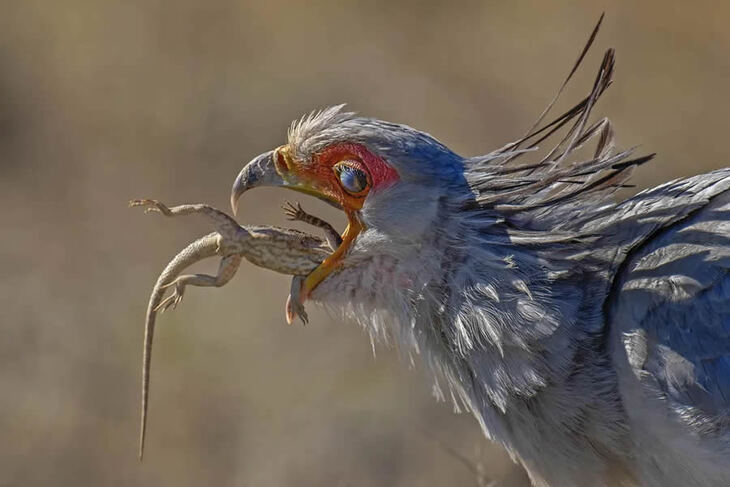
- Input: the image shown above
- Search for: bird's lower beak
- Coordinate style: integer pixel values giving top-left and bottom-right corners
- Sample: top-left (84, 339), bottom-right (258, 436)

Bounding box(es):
top-left (231, 146), bottom-right (364, 322)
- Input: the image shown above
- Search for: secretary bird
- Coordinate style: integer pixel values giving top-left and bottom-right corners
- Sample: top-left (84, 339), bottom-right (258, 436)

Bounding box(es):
top-left (138, 19), bottom-right (730, 487)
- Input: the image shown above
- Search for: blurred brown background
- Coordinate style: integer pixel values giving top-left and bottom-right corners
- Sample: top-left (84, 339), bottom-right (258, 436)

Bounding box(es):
top-left (1, 1), bottom-right (729, 486)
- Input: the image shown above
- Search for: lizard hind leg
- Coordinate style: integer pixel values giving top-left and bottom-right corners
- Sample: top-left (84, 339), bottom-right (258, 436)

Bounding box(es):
top-left (155, 254), bottom-right (243, 313)
top-left (130, 199), bottom-right (244, 242)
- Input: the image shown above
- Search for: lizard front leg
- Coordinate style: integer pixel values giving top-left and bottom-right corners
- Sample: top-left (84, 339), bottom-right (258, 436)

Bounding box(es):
top-left (281, 202), bottom-right (343, 325)
top-left (285, 275), bottom-right (308, 325)
top-left (282, 201), bottom-right (342, 250)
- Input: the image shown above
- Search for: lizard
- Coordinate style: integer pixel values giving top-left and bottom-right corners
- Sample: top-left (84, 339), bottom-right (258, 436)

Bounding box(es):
top-left (129, 198), bottom-right (341, 460)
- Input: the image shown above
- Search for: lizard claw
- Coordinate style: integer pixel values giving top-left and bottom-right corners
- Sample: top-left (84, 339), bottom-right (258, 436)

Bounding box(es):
top-left (130, 199), bottom-right (172, 216)
top-left (285, 293), bottom-right (309, 325)
top-left (154, 280), bottom-right (186, 313)
top-left (282, 201), bottom-right (305, 221)
top-left (286, 275), bottom-right (308, 325)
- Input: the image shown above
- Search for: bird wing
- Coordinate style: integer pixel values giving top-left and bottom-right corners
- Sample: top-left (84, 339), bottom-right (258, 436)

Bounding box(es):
top-left (607, 169), bottom-right (730, 441)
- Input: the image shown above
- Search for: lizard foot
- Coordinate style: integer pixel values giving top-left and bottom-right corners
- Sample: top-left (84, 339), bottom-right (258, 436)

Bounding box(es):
top-left (285, 294), bottom-right (309, 325)
top-left (282, 201), bottom-right (307, 222)
top-left (281, 200), bottom-right (343, 250)
top-left (154, 279), bottom-right (186, 313)
top-left (130, 199), bottom-right (173, 216)
top-left (285, 275), bottom-right (309, 325)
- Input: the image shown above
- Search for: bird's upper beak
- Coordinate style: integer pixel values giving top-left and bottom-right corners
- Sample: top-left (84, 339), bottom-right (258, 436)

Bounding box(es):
top-left (230, 149), bottom-right (286, 216)
top-left (231, 145), bottom-right (364, 321)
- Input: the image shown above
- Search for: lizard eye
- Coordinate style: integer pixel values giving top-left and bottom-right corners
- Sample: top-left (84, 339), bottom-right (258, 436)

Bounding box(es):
top-left (333, 161), bottom-right (370, 195)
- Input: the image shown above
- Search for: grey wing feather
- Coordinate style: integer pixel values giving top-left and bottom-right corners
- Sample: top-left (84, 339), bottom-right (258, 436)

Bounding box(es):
top-left (609, 169), bottom-right (730, 440)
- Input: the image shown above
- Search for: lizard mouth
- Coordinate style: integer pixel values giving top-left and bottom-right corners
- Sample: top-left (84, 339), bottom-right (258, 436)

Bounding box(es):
top-left (231, 147), bottom-right (364, 320)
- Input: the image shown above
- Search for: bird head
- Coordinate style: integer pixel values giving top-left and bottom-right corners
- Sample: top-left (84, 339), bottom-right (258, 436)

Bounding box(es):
top-left (231, 106), bottom-right (472, 315)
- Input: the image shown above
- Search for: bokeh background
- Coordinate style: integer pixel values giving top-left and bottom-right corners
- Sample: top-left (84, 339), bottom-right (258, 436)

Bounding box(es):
top-left (2, 1), bottom-right (729, 485)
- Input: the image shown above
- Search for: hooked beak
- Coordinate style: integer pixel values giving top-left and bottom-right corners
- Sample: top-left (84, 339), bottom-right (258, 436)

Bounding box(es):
top-left (230, 150), bottom-right (285, 216)
top-left (231, 145), bottom-right (364, 322)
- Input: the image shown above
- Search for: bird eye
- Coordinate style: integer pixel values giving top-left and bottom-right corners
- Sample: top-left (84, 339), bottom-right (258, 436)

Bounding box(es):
top-left (333, 161), bottom-right (369, 195)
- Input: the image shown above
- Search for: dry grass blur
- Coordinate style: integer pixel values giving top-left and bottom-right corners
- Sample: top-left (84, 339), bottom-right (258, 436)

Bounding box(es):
top-left (1, 1), bottom-right (729, 485)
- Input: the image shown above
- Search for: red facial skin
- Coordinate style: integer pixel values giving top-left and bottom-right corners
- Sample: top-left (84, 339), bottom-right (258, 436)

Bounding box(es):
top-left (295, 142), bottom-right (400, 210)
top-left (278, 141), bottom-right (400, 310)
